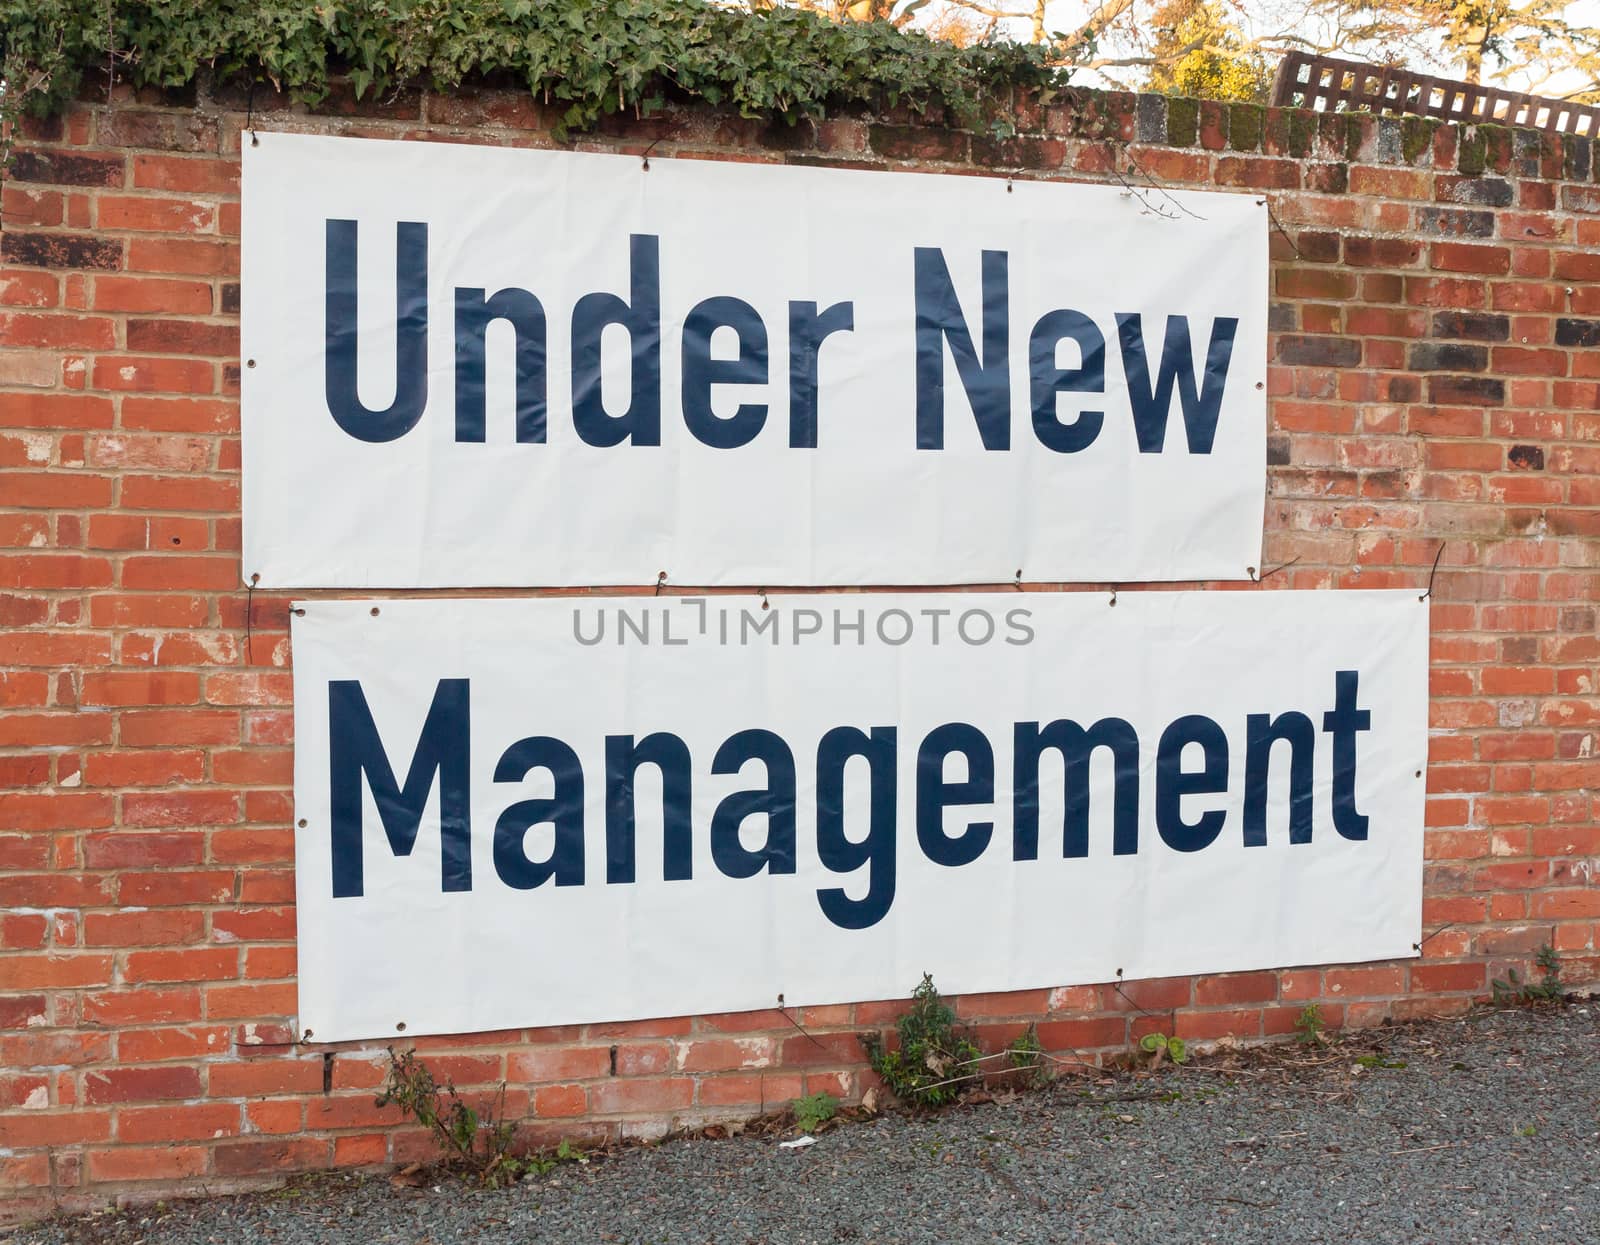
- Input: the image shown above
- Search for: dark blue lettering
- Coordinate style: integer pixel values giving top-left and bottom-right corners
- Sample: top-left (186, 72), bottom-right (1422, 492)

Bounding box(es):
top-left (1029, 309), bottom-right (1105, 453)
top-left (324, 220), bottom-right (429, 443)
top-left (787, 300), bottom-right (854, 448)
top-left (1115, 313), bottom-right (1239, 453)
top-left (492, 736), bottom-right (583, 888)
top-left (1323, 670), bottom-right (1372, 841)
top-left (1155, 714), bottom-right (1229, 852)
top-left (328, 677), bottom-right (469, 898)
top-left (571, 234), bottom-right (661, 447)
top-left (710, 729), bottom-right (797, 878)
top-left (604, 732), bottom-right (692, 883)
top-left (454, 287), bottom-right (547, 444)
top-left (916, 722), bottom-right (994, 866)
top-left (1013, 718), bottom-right (1140, 859)
top-left (682, 296), bottom-right (768, 449)
top-left (1243, 711), bottom-right (1315, 846)
top-left (914, 248), bottom-right (1010, 450)
top-left (815, 726), bottom-right (897, 930)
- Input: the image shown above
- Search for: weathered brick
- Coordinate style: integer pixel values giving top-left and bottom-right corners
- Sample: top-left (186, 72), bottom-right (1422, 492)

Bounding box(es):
top-left (1432, 311), bottom-right (1509, 341)
top-left (1427, 375), bottom-right (1506, 405)
top-left (1430, 242), bottom-right (1510, 274)
top-left (1343, 236), bottom-right (1423, 268)
top-left (1555, 318), bottom-right (1600, 348)
top-left (97, 196), bottom-right (217, 234)
top-left (1408, 342), bottom-right (1488, 372)
top-left (867, 125), bottom-right (967, 162)
top-left (84, 1065), bottom-right (202, 1105)
top-left (125, 320), bottom-right (239, 356)
top-left (1277, 336), bottom-right (1360, 367)
top-left (1437, 175), bottom-right (1512, 206)
top-left (1, 232), bottom-right (123, 271)
top-left (1417, 206), bottom-right (1494, 238)
top-left (969, 135), bottom-right (1064, 169)
top-left (92, 276), bottom-right (213, 314)
top-left (8, 150), bottom-right (125, 187)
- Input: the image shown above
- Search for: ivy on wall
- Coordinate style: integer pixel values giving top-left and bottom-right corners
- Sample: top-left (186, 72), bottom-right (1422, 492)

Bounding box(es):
top-left (0, 0), bottom-right (1063, 137)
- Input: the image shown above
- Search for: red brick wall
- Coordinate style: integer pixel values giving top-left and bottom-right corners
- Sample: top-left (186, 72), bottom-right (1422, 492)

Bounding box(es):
top-left (3, 83), bottom-right (1599, 1219)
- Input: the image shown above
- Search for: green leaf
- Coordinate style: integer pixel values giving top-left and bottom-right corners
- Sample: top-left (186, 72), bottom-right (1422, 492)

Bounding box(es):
top-left (0, 0), bottom-right (1068, 151)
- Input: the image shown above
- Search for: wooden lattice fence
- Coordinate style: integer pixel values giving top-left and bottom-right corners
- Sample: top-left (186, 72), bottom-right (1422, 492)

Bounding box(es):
top-left (1271, 50), bottom-right (1600, 136)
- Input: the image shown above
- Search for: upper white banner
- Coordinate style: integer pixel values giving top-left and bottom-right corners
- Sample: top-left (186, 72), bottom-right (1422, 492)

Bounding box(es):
top-left (242, 133), bottom-right (1267, 588)
top-left (291, 590), bottom-right (1426, 1042)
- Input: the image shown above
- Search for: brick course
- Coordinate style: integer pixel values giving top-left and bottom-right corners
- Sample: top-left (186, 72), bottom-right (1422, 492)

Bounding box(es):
top-left (3, 83), bottom-right (1599, 1219)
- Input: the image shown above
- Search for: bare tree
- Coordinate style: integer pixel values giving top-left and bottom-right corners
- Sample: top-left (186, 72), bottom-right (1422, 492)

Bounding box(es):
top-left (1308, 0), bottom-right (1600, 99)
top-left (749, 0), bottom-right (1600, 103)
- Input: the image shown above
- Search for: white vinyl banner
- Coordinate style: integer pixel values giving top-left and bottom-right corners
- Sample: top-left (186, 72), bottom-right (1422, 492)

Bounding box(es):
top-left (291, 590), bottom-right (1426, 1042)
top-left (242, 133), bottom-right (1267, 588)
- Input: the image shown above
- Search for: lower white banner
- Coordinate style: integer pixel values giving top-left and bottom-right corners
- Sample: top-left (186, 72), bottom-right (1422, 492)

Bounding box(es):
top-left (291, 591), bottom-right (1427, 1042)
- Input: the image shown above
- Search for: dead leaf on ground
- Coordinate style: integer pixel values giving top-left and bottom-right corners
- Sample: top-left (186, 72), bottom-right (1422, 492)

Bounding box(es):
top-left (389, 1163), bottom-right (427, 1189)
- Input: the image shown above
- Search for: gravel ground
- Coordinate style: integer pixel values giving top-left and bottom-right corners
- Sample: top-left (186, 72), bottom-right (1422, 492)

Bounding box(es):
top-left (9, 1006), bottom-right (1600, 1245)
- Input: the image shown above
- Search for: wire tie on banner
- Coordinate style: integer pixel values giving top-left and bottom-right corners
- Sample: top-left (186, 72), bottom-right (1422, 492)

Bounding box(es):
top-left (655, 570), bottom-right (667, 596)
top-left (1108, 587), bottom-right (1117, 607)
top-left (1419, 542), bottom-right (1446, 601)
top-left (641, 137), bottom-right (662, 171)
top-left (1414, 922), bottom-right (1456, 953)
top-left (1111, 967), bottom-right (1158, 1019)
top-left (1261, 196), bottom-right (1303, 259)
top-left (1250, 555), bottom-right (1301, 584)
top-left (243, 573), bottom-right (259, 665)
top-left (758, 587), bottom-right (770, 611)
top-left (247, 80), bottom-right (259, 147)
top-left (1014, 568), bottom-right (1023, 591)
top-left (775, 994), bottom-right (826, 1050)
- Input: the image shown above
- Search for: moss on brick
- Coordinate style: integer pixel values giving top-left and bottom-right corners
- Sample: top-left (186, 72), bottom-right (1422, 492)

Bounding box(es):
top-left (1286, 109), bottom-right (1317, 159)
top-left (1166, 96), bottom-right (1199, 148)
top-left (1458, 127), bottom-right (1488, 175)
top-left (1228, 103), bottom-right (1264, 152)
top-left (1316, 111), bottom-right (1344, 156)
top-left (1400, 116), bottom-right (1435, 165)
top-left (1481, 125), bottom-right (1514, 174)
top-left (1343, 115), bottom-right (1365, 163)
top-left (1564, 134), bottom-right (1592, 182)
